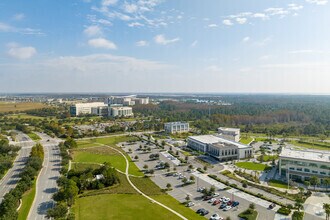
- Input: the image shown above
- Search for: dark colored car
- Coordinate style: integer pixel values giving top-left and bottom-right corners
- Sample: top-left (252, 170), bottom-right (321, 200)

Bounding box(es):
top-left (269, 203), bottom-right (276, 209)
top-left (200, 210), bottom-right (209, 216)
top-left (232, 201), bottom-right (239, 207)
top-left (227, 201), bottom-right (232, 206)
top-left (196, 208), bottom-right (205, 214)
top-left (203, 196), bottom-right (212, 201)
top-left (219, 203), bottom-right (227, 209)
top-left (213, 199), bottom-right (221, 205)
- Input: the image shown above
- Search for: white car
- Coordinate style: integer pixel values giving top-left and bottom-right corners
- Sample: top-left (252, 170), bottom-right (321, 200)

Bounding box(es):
top-left (213, 193), bottom-right (220, 197)
top-left (208, 198), bottom-right (216, 203)
top-left (197, 187), bottom-right (206, 192)
top-left (210, 213), bottom-right (223, 220)
top-left (223, 206), bottom-right (232, 211)
top-left (223, 197), bottom-right (230, 203)
top-left (186, 202), bottom-right (195, 207)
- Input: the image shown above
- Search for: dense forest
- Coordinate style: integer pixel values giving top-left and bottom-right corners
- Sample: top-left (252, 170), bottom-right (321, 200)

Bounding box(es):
top-left (134, 95), bottom-right (330, 137)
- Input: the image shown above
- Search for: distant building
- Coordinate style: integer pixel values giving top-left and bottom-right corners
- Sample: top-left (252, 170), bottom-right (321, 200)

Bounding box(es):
top-left (164, 122), bottom-right (189, 134)
top-left (70, 102), bottom-right (107, 116)
top-left (105, 96), bottom-right (149, 106)
top-left (187, 135), bottom-right (252, 161)
top-left (91, 106), bottom-right (109, 117)
top-left (218, 127), bottom-right (240, 142)
top-left (109, 106), bottom-right (133, 117)
top-left (279, 147), bottom-right (330, 183)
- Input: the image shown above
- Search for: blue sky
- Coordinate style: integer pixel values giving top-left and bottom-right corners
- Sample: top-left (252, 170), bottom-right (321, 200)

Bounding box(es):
top-left (0, 0), bottom-right (330, 93)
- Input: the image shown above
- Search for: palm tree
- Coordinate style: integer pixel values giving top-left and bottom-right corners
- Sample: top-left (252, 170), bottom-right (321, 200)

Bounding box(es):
top-left (324, 178), bottom-right (330, 191)
top-left (323, 203), bottom-right (330, 220)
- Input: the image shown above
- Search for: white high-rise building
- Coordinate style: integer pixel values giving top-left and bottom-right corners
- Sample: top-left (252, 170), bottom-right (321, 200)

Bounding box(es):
top-left (218, 127), bottom-right (240, 142)
top-left (70, 102), bottom-right (107, 116)
top-left (109, 106), bottom-right (133, 117)
top-left (164, 122), bottom-right (189, 134)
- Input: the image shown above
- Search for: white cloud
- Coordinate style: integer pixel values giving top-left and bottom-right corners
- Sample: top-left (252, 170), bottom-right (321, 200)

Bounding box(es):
top-left (208, 24), bottom-right (218, 28)
top-left (288, 4), bottom-right (304, 10)
top-left (102, 0), bottom-right (117, 6)
top-left (236, 17), bottom-right (247, 24)
top-left (83, 25), bottom-right (102, 37)
top-left (128, 22), bottom-right (144, 27)
top-left (242, 37), bottom-right (250, 43)
top-left (136, 40), bottom-right (148, 47)
top-left (154, 34), bottom-right (180, 45)
top-left (253, 13), bottom-right (268, 19)
top-left (0, 22), bottom-right (43, 35)
top-left (306, 0), bottom-right (328, 5)
top-left (223, 19), bottom-right (233, 26)
top-left (255, 37), bottom-right (272, 47)
top-left (123, 3), bottom-right (138, 13)
top-left (7, 45), bottom-right (37, 60)
top-left (191, 40), bottom-right (198, 47)
top-left (288, 50), bottom-right (325, 54)
top-left (88, 38), bottom-right (117, 49)
top-left (13, 13), bottom-right (25, 21)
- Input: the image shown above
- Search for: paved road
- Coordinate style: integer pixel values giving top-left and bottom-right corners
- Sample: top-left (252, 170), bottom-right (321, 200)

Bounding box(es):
top-left (28, 133), bottom-right (62, 220)
top-left (0, 132), bottom-right (34, 203)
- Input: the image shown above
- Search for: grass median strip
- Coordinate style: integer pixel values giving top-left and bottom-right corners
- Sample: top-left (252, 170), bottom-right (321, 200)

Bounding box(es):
top-left (17, 179), bottom-right (37, 220)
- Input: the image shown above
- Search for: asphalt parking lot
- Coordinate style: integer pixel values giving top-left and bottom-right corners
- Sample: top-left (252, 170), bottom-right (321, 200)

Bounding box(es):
top-left (122, 140), bottom-right (278, 220)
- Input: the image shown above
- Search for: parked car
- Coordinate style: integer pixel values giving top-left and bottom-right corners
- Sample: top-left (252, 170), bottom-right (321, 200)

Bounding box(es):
top-left (269, 203), bottom-right (276, 209)
top-left (196, 208), bottom-right (204, 214)
top-left (219, 203), bottom-right (227, 209)
top-left (213, 193), bottom-right (220, 197)
top-left (213, 199), bottom-right (221, 205)
top-left (210, 213), bottom-right (223, 220)
top-left (186, 202), bottom-right (195, 207)
top-left (203, 196), bottom-right (213, 201)
top-left (200, 209), bottom-right (209, 216)
top-left (197, 187), bottom-right (205, 192)
top-left (222, 197), bottom-right (230, 203)
top-left (232, 201), bottom-right (240, 207)
top-left (209, 198), bottom-right (217, 203)
top-left (223, 206), bottom-right (232, 211)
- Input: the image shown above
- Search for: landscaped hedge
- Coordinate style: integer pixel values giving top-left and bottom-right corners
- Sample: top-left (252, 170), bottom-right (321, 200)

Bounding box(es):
top-left (277, 207), bottom-right (291, 216)
top-left (292, 211), bottom-right (304, 220)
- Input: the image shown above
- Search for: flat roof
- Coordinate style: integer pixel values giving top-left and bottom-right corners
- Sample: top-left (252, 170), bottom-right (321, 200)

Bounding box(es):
top-left (280, 147), bottom-right (330, 163)
top-left (188, 135), bottom-right (250, 149)
top-left (218, 127), bottom-right (240, 132)
top-left (165, 122), bottom-right (188, 125)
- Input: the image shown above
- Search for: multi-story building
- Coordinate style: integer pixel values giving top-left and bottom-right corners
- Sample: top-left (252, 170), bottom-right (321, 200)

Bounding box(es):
top-left (187, 135), bottom-right (253, 161)
top-left (164, 122), bottom-right (189, 134)
top-left (91, 106), bottom-right (109, 116)
top-left (109, 106), bottom-right (133, 117)
top-left (218, 127), bottom-right (240, 142)
top-left (70, 102), bottom-right (107, 116)
top-left (279, 147), bottom-right (330, 184)
top-left (105, 96), bottom-right (149, 106)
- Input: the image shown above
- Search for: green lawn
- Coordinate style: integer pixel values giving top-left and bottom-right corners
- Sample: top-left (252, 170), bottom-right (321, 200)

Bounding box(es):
top-left (75, 194), bottom-right (181, 220)
top-left (240, 137), bottom-right (254, 145)
top-left (268, 179), bottom-right (290, 189)
top-left (151, 195), bottom-right (206, 220)
top-left (18, 179), bottom-right (36, 220)
top-left (7, 114), bottom-right (45, 120)
top-left (71, 162), bottom-right (101, 171)
top-left (0, 102), bottom-right (47, 113)
top-left (257, 154), bottom-right (278, 162)
top-left (288, 140), bottom-right (330, 151)
top-left (238, 209), bottom-right (258, 220)
top-left (27, 133), bottom-right (41, 141)
top-left (72, 149), bottom-right (143, 176)
top-left (235, 162), bottom-right (270, 171)
top-left (130, 176), bottom-right (165, 196)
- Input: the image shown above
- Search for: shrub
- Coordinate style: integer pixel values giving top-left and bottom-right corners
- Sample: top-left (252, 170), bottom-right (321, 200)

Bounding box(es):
top-left (292, 211), bottom-right (304, 220)
top-left (277, 207), bottom-right (291, 216)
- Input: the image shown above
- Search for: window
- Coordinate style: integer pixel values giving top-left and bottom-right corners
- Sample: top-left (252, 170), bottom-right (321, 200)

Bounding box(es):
top-left (304, 168), bottom-right (310, 172)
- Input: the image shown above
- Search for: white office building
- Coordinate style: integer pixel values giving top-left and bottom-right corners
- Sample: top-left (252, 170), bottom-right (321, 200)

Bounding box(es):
top-left (70, 102), bottom-right (107, 116)
top-left (279, 148), bottom-right (330, 183)
top-left (105, 96), bottom-right (149, 106)
top-left (218, 127), bottom-right (240, 142)
top-left (109, 106), bottom-right (133, 117)
top-left (187, 135), bottom-right (253, 161)
top-left (164, 122), bottom-right (189, 134)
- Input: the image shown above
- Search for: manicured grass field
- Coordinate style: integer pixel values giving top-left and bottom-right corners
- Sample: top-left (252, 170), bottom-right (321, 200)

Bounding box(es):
top-left (72, 148), bottom-right (143, 176)
top-left (18, 179), bottom-right (36, 220)
top-left (238, 209), bottom-right (258, 220)
top-left (235, 162), bottom-right (270, 171)
top-left (27, 133), bottom-right (41, 141)
top-left (257, 154), bottom-right (278, 162)
top-left (71, 162), bottom-right (101, 171)
top-left (0, 102), bottom-right (47, 113)
top-left (130, 176), bottom-right (164, 196)
top-left (151, 195), bottom-right (206, 220)
top-left (268, 179), bottom-right (290, 189)
top-left (288, 140), bottom-right (330, 151)
top-left (240, 137), bottom-right (254, 145)
top-left (75, 194), bottom-right (181, 220)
